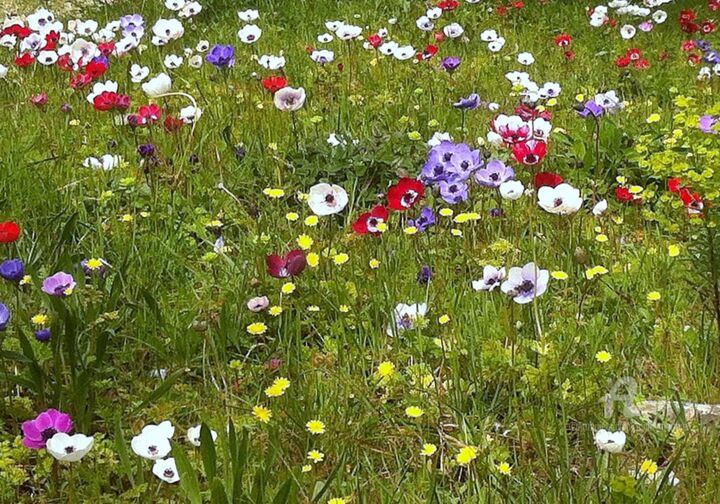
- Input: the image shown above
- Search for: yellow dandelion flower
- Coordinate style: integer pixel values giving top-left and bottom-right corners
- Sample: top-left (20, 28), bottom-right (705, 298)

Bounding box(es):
top-left (451, 229), bottom-right (463, 237)
top-left (263, 188), bottom-right (285, 198)
top-left (307, 450), bottom-right (324, 463)
top-left (404, 226), bottom-right (418, 235)
top-left (297, 234), bottom-right (314, 250)
top-left (19, 275), bottom-right (32, 285)
top-left (121, 214), bottom-right (134, 223)
top-left (252, 405), bottom-right (272, 423)
top-left (453, 212), bottom-right (480, 224)
top-left (376, 222), bottom-right (388, 233)
top-left (646, 113), bottom-right (661, 124)
top-left (628, 185), bottom-right (643, 194)
top-left (405, 406), bottom-right (424, 418)
top-left (301, 464), bottom-right (312, 473)
top-left (668, 245), bottom-right (680, 257)
top-left (286, 212), bottom-right (299, 222)
top-left (595, 234), bottom-right (608, 243)
top-left (269, 306), bottom-right (283, 317)
top-left (647, 291), bottom-right (661, 301)
top-left (369, 258), bottom-right (380, 269)
top-left (639, 459), bottom-right (658, 476)
top-left (438, 314), bottom-right (450, 325)
top-left (304, 216), bottom-right (319, 227)
top-left (333, 253), bottom-right (349, 265)
top-left (339, 305), bottom-right (350, 313)
top-left (378, 361), bottom-right (395, 377)
top-left (306, 420), bottom-right (326, 435)
top-left (31, 314), bottom-right (48, 326)
top-left (85, 258), bottom-right (104, 270)
top-left (595, 350), bottom-right (612, 363)
top-left (421, 443), bottom-right (437, 456)
top-left (439, 208), bottom-right (454, 217)
top-left (246, 322), bottom-right (267, 335)
top-left (264, 377), bottom-right (290, 397)
top-left (551, 271), bottom-right (568, 280)
top-left (307, 252), bottom-right (320, 267)
top-left (328, 499), bottom-right (346, 504)
top-left (281, 282), bottom-right (296, 295)
top-left (585, 266), bottom-right (608, 280)
top-left (497, 462), bottom-right (512, 475)
top-left (456, 446), bottom-right (478, 466)
top-left (575, 93), bottom-right (585, 102)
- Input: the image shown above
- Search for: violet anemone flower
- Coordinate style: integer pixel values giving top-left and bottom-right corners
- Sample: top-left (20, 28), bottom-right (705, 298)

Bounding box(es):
top-left (576, 100), bottom-right (604, 119)
top-left (501, 262), bottom-right (549, 304)
top-left (439, 180), bottom-right (469, 204)
top-left (441, 56), bottom-right (461, 73)
top-left (417, 266), bottom-right (432, 285)
top-left (0, 258), bottom-right (24, 282)
top-left (700, 115), bottom-right (719, 134)
top-left (453, 93), bottom-right (480, 110)
top-left (41, 272), bottom-right (76, 297)
top-left (475, 160), bottom-right (515, 188)
top-left (21, 409), bottom-right (73, 449)
top-left (206, 44), bottom-right (235, 67)
top-left (0, 303), bottom-right (10, 330)
top-left (409, 207), bottom-right (436, 232)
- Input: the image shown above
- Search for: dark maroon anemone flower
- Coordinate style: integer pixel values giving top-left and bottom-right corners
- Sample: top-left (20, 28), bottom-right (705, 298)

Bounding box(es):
top-left (266, 250), bottom-right (306, 278)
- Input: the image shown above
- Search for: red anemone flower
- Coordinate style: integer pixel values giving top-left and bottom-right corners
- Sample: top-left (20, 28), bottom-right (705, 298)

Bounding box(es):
top-left (15, 53), bottom-right (34, 67)
top-left (352, 205), bottom-right (389, 235)
top-left (367, 34), bottom-right (383, 48)
top-left (554, 34), bottom-right (572, 47)
top-left (438, 0), bottom-right (459, 11)
top-left (164, 116), bottom-right (184, 132)
top-left (679, 188), bottom-right (704, 215)
top-left (93, 91), bottom-right (120, 111)
top-left (388, 178), bottom-right (425, 211)
top-left (702, 21), bottom-right (717, 34)
top-left (0, 221), bottom-right (21, 244)
top-left (70, 73), bottom-right (93, 89)
top-left (512, 140), bottom-right (547, 166)
top-left (534, 172), bottom-right (564, 189)
top-left (262, 76), bottom-right (288, 94)
top-left (266, 250), bottom-right (307, 278)
top-left (564, 50), bottom-right (576, 61)
top-left (616, 56), bottom-right (631, 68)
top-left (139, 104), bottom-right (162, 124)
top-left (668, 178), bottom-right (683, 193)
top-left (85, 60), bottom-right (107, 79)
top-left (57, 54), bottom-right (74, 72)
top-left (615, 187), bottom-right (636, 203)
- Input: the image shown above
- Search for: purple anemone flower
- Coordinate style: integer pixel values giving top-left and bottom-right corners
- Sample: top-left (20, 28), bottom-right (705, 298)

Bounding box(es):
top-left (454, 93), bottom-right (480, 110)
top-left (0, 258), bottom-right (24, 282)
top-left (21, 409), bottom-right (73, 449)
top-left (500, 262), bottom-right (549, 304)
top-left (41, 272), bottom-right (76, 297)
top-left (439, 180), bottom-right (469, 204)
top-left (35, 328), bottom-right (51, 342)
top-left (441, 56), bottom-right (461, 73)
top-left (475, 159), bottom-right (515, 188)
top-left (576, 100), bottom-right (604, 119)
top-left (700, 115), bottom-right (719, 134)
top-left (409, 207), bottom-right (436, 232)
top-left (446, 144), bottom-right (482, 181)
top-left (0, 303), bottom-right (10, 331)
top-left (206, 44), bottom-right (235, 68)
top-left (417, 266), bottom-right (432, 285)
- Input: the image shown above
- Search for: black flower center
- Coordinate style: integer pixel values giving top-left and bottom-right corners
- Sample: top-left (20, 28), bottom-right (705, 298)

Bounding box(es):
top-left (41, 427), bottom-right (58, 441)
top-left (518, 280), bottom-right (535, 293)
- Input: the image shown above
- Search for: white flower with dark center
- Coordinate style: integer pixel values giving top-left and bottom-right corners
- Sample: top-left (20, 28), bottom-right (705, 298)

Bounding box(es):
top-left (379, 41), bottom-right (399, 56)
top-left (480, 29), bottom-right (498, 42)
top-left (180, 2), bottom-right (202, 18)
top-left (131, 432), bottom-right (171, 460)
top-left (307, 183), bottom-right (348, 216)
top-left (325, 20), bottom-right (344, 32)
top-left (153, 458), bottom-right (180, 483)
top-left (310, 50), bottom-right (334, 64)
top-left (387, 303), bottom-right (428, 336)
top-left (393, 45), bottom-right (415, 61)
top-left (164, 54), bottom-right (183, 69)
top-left (238, 24), bottom-right (262, 44)
top-left (130, 64), bottom-right (150, 83)
top-left (273, 86), bottom-right (306, 112)
top-left (37, 50), bottom-right (58, 65)
top-left (488, 37), bottom-right (506, 52)
top-left (426, 7), bottom-right (442, 20)
top-left (196, 40), bottom-right (209, 52)
top-left (317, 33), bottom-right (333, 43)
top-left (152, 18), bottom-right (184, 45)
top-left (238, 9), bottom-right (259, 22)
top-left (180, 105), bottom-right (202, 124)
top-left (620, 24), bottom-right (636, 40)
top-left (652, 10), bottom-right (667, 24)
top-left (188, 55), bottom-right (203, 68)
top-left (472, 266), bottom-right (506, 292)
top-left (336, 24), bottom-right (362, 40)
top-left (539, 82), bottom-right (561, 99)
top-left (500, 180), bottom-right (524, 200)
top-left (186, 425), bottom-right (218, 447)
top-left (517, 52), bottom-right (534, 65)
top-left (47, 433), bottom-right (94, 462)
top-left (259, 54), bottom-right (285, 69)
top-left (594, 429), bottom-right (626, 453)
top-left (165, 0), bottom-right (185, 11)
top-left (592, 199), bottom-right (608, 216)
top-left (538, 183), bottom-right (582, 215)
top-left (70, 38), bottom-right (99, 66)
top-left (443, 23), bottom-right (464, 38)
top-left (416, 16), bottom-right (433, 32)
top-left (0, 64), bottom-right (7, 79)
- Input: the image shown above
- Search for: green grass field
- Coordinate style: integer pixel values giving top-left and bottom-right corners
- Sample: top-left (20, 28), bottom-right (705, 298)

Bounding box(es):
top-left (2, 0), bottom-right (720, 502)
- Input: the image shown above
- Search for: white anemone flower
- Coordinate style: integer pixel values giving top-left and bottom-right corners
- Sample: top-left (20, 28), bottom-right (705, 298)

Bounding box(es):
top-left (273, 87), bottom-right (306, 112)
top-left (307, 183), bottom-right (348, 216)
top-left (594, 429), bottom-right (626, 453)
top-left (142, 73), bottom-right (172, 97)
top-left (537, 183), bottom-right (583, 215)
top-left (387, 303), bottom-right (428, 336)
top-left (153, 458), bottom-right (180, 483)
top-left (46, 433), bottom-right (94, 462)
top-left (187, 425), bottom-right (218, 447)
top-left (238, 24), bottom-right (262, 44)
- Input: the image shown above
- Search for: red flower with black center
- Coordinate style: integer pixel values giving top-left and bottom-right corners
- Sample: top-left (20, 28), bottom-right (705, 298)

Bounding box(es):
top-left (512, 140), bottom-right (547, 166)
top-left (679, 10), bottom-right (696, 23)
top-left (615, 187), bottom-right (636, 203)
top-left (626, 48), bottom-right (642, 61)
top-left (681, 21), bottom-right (700, 33)
top-left (139, 104), bottom-right (162, 124)
top-left (85, 60), bottom-right (107, 79)
top-left (70, 73), bottom-right (92, 89)
top-left (688, 53), bottom-right (702, 65)
top-left (15, 53), bottom-right (34, 67)
top-left (534, 172), bottom-right (563, 189)
top-left (438, 0), bottom-right (459, 11)
top-left (702, 21), bottom-right (717, 34)
top-left (367, 34), bottom-right (383, 48)
top-left (710, 0), bottom-right (720, 11)
top-left (266, 250), bottom-right (306, 278)
top-left (57, 54), bottom-right (73, 72)
top-left (262, 75), bottom-right (288, 94)
top-left (388, 178), bottom-right (425, 211)
top-left (352, 205), bottom-right (389, 235)
top-left (419, 45), bottom-right (439, 61)
top-left (679, 188), bottom-right (704, 216)
top-left (564, 50), bottom-right (576, 61)
top-left (615, 56), bottom-right (631, 68)
top-left (634, 58), bottom-right (649, 70)
top-left (93, 91), bottom-right (118, 111)
top-left (0, 221), bottom-right (21, 244)
top-left (98, 42), bottom-right (115, 57)
top-left (681, 40), bottom-right (696, 52)
top-left (554, 34), bottom-right (572, 47)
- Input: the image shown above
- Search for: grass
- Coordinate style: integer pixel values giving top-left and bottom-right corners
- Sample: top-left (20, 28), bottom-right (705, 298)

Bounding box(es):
top-left (2, 0), bottom-right (720, 502)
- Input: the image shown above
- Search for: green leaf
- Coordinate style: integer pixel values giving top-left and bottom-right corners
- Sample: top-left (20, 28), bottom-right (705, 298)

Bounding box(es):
top-left (113, 416), bottom-right (135, 486)
top-left (173, 444), bottom-right (202, 504)
top-left (272, 478), bottom-right (294, 504)
top-left (211, 478), bottom-right (230, 504)
top-left (200, 423), bottom-right (217, 481)
top-left (312, 452), bottom-right (345, 503)
top-left (131, 368), bottom-right (184, 414)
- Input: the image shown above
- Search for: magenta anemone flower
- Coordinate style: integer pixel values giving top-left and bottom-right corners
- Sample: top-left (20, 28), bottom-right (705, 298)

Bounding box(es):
top-left (21, 408), bottom-right (73, 449)
top-left (266, 250), bottom-right (306, 278)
